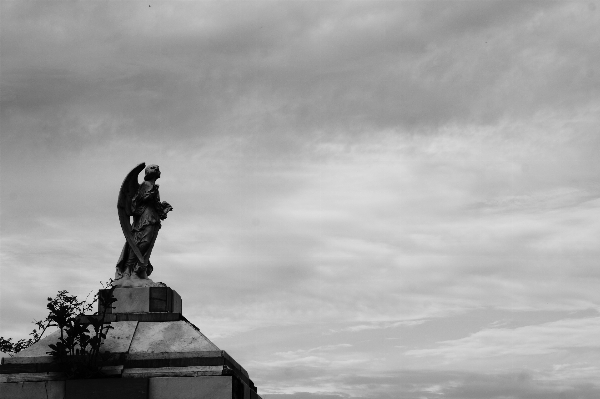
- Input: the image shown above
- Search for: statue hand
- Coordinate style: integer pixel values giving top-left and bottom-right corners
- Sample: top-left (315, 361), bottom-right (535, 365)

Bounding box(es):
top-left (161, 201), bottom-right (173, 213)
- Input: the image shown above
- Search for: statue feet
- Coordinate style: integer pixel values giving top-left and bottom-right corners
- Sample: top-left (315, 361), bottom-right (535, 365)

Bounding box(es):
top-left (112, 274), bottom-right (166, 288)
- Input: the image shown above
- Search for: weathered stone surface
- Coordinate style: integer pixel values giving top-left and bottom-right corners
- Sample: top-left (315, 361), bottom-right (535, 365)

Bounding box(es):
top-left (0, 380), bottom-right (65, 399)
top-left (129, 321), bottom-right (219, 353)
top-left (113, 288), bottom-right (151, 313)
top-left (0, 361), bottom-right (58, 375)
top-left (100, 287), bottom-right (182, 314)
top-left (123, 365), bottom-right (223, 378)
top-left (149, 287), bottom-right (168, 312)
top-left (124, 353), bottom-right (225, 368)
top-left (148, 287), bottom-right (181, 313)
top-left (126, 351), bottom-right (223, 360)
top-left (101, 321), bottom-right (138, 353)
top-left (2, 356), bottom-right (54, 365)
top-left (172, 291), bottom-right (182, 313)
top-left (12, 330), bottom-right (61, 358)
top-left (12, 323), bottom-right (126, 358)
top-left (0, 372), bottom-right (64, 383)
top-left (149, 376), bottom-right (232, 399)
top-left (7, 320), bottom-right (219, 360)
top-left (80, 313), bottom-right (185, 323)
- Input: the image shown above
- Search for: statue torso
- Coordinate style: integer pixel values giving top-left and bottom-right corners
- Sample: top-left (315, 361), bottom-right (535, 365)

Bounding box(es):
top-left (131, 181), bottom-right (161, 231)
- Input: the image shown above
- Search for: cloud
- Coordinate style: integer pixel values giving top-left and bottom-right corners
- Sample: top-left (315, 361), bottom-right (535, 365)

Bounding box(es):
top-left (3, 1), bottom-right (599, 157)
top-left (4, 122), bottom-right (600, 338)
top-left (405, 317), bottom-right (600, 378)
top-left (331, 320), bottom-right (426, 333)
top-left (259, 369), bottom-right (600, 399)
top-left (276, 344), bottom-right (353, 358)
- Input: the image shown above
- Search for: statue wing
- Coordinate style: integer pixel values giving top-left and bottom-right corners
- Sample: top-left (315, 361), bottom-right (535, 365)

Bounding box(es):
top-left (117, 162), bottom-right (146, 264)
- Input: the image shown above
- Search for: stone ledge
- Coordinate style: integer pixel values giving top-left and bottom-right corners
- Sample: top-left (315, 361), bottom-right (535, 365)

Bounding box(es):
top-left (0, 376), bottom-right (261, 399)
top-left (77, 313), bottom-right (186, 323)
top-left (1, 351), bottom-right (254, 390)
top-left (123, 366), bottom-right (223, 378)
top-left (0, 372), bottom-right (65, 383)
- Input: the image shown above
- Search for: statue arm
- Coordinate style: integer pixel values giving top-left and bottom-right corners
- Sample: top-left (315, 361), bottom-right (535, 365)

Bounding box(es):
top-left (158, 200), bottom-right (173, 220)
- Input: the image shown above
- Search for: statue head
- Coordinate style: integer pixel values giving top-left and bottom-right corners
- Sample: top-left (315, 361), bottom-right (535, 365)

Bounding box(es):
top-left (144, 164), bottom-right (161, 181)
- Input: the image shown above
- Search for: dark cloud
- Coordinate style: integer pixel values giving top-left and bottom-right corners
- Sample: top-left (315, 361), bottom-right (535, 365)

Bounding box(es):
top-left (3, 1), bottom-right (598, 159)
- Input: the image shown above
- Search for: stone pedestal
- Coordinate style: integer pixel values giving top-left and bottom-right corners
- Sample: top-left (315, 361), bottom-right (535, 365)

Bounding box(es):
top-left (99, 288), bottom-right (182, 315)
top-left (0, 287), bottom-right (261, 399)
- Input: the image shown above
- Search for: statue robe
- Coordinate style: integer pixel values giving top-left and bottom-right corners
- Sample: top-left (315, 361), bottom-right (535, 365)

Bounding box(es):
top-left (115, 181), bottom-right (163, 279)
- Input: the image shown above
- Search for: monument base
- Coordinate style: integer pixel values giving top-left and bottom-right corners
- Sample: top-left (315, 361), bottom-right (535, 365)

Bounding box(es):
top-left (0, 287), bottom-right (261, 399)
top-left (0, 376), bottom-right (257, 399)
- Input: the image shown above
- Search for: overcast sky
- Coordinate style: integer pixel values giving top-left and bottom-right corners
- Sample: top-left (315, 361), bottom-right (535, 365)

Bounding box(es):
top-left (1, 1), bottom-right (600, 398)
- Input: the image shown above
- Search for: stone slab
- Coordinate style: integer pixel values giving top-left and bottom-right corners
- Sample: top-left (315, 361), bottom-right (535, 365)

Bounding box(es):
top-left (0, 380), bottom-right (65, 399)
top-left (102, 321), bottom-right (138, 353)
top-left (11, 323), bottom-right (125, 360)
top-left (129, 321), bottom-right (220, 353)
top-left (2, 356), bottom-right (54, 365)
top-left (124, 356), bottom-right (225, 369)
top-left (149, 288), bottom-right (181, 313)
top-left (113, 288), bottom-right (151, 313)
top-left (126, 351), bottom-right (223, 360)
top-left (0, 362), bottom-right (58, 374)
top-left (172, 291), bottom-right (182, 313)
top-left (149, 288), bottom-right (169, 312)
top-left (123, 365), bottom-right (223, 378)
top-left (79, 313), bottom-right (185, 323)
top-left (66, 378), bottom-right (148, 399)
top-left (149, 376), bottom-right (231, 399)
top-left (1, 376), bottom-right (261, 399)
top-left (11, 330), bottom-right (61, 358)
top-left (0, 372), bottom-right (64, 383)
top-left (100, 288), bottom-right (182, 314)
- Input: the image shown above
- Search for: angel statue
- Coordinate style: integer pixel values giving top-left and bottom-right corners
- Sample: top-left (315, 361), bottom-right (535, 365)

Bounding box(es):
top-left (114, 163), bottom-right (173, 287)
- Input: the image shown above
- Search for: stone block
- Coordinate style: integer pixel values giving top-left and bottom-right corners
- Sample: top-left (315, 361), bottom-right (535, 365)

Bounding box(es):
top-left (114, 288), bottom-right (151, 313)
top-left (129, 321), bottom-right (219, 353)
top-left (66, 378), bottom-right (148, 399)
top-left (2, 356), bottom-right (54, 365)
top-left (149, 287), bottom-right (167, 311)
top-left (172, 291), bottom-right (182, 313)
top-left (148, 288), bottom-right (181, 312)
top-left (99, 288), bottom-right (182, 314)
top-left (80, 313), bottom-right (185, 323)
top-left (123, 365), bottom-right (223, 378)
top-left (148, 376), bottom-right (231, 399)
top-left (0, 380), bottom-right (65, 399)
top-left (0, 372), bottom-right (64, 383)
top-left (102, 321), bottom-right (138, 353)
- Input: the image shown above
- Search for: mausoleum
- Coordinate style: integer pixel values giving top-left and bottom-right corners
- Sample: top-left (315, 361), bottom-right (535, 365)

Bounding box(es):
top-left (1, 163), bottom-right (262, 399)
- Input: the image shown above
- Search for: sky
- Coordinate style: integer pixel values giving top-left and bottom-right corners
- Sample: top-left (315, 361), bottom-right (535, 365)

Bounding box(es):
top-left (1, 1), bottom-right (600, 398)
